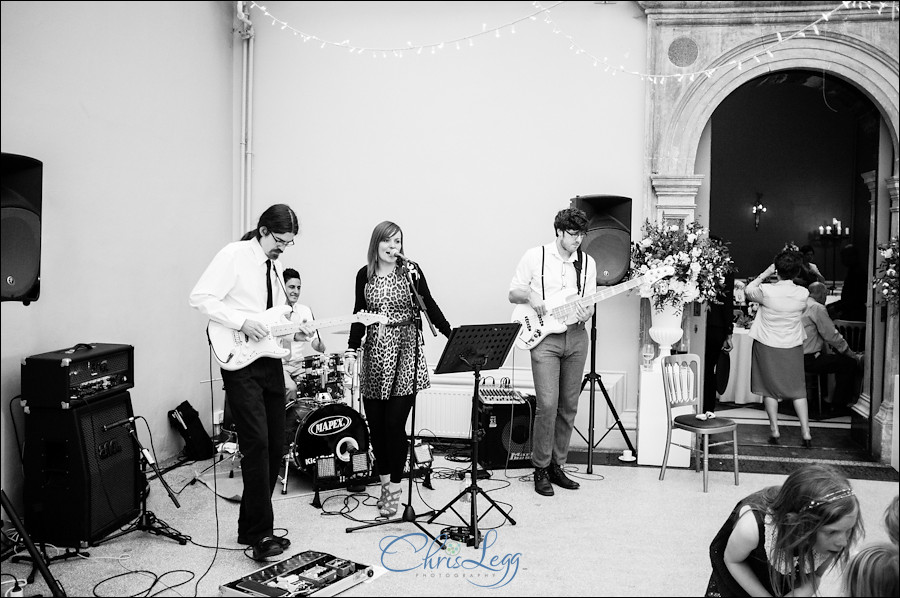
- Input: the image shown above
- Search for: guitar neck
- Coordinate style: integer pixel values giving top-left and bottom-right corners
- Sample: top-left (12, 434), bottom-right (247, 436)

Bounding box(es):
top-left (268, 315), bottom-right (357, 338)
top-left (550, 277), bottom-right (646, 320)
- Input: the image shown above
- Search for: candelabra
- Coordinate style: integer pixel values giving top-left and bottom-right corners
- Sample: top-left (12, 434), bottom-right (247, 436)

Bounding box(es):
top-left (811, 218), bottom-right (850, 291)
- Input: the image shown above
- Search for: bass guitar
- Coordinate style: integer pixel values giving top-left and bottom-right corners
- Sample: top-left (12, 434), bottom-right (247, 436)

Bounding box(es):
top-left (208, 305), bottom-right (387, 371)
top-left (511, 265), bottom-right (675, 351)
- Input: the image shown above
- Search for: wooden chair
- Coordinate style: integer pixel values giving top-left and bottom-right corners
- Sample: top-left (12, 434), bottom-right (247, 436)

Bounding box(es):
top-left (659, 354), bottom-right (739, 492)
top-left (833, 319), bottom-right (865, 352)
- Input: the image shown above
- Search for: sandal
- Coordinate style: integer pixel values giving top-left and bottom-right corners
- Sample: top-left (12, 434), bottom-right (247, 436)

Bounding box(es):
top-left (376, 482), bottom-right (390, 509)
top-left (379, 487), bottom-right (402, 517)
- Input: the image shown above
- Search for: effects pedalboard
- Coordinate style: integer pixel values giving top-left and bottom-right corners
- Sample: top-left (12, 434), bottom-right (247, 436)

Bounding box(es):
top-left (221, 550), bottom-right (372, 597)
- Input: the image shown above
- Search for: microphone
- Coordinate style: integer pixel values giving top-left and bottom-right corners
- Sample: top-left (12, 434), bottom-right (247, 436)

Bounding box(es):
top-left (393, 252), bottom-right (415, 265)
top-left (103, 416), bottom-right (136, 432)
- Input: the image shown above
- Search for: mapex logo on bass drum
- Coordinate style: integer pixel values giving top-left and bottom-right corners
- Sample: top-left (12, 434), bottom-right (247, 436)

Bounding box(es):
top-left (310, 415), bottom-right (351, 436)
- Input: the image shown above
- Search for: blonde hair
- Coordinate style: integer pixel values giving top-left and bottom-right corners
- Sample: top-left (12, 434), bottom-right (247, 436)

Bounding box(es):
top-left (842, 542), bottom-right (899, 597)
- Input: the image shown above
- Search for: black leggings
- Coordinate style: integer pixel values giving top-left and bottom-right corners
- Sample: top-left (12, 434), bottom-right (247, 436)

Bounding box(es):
top-left (364, 394), bottom-right (414, 483)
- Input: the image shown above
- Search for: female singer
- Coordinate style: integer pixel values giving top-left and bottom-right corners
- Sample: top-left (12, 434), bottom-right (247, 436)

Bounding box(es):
top-left (344, 221), bottom-right (452, 517)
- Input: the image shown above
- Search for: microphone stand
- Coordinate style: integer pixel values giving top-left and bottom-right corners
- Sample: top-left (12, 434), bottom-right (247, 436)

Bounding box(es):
top-left (346, 258), bottom-right (436, 538)
top-left (123, 422), bottom-right (189, 545)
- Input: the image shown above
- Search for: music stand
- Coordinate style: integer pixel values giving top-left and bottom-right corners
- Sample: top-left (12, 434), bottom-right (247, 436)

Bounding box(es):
top-left (428, 323), bottom-right (519, 549)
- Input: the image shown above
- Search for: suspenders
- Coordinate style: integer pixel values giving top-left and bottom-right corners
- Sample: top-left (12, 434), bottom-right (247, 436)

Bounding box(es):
top-left (540, 246), bottom-right (585, 300)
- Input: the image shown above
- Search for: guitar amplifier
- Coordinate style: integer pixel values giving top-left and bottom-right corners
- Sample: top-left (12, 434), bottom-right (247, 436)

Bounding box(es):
top-left (22, 343), bottom-right (134, 409)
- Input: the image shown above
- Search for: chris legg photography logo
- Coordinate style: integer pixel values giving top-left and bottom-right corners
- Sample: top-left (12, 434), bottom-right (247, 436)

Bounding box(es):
top-left (379, 529), bottom-right (521, 588)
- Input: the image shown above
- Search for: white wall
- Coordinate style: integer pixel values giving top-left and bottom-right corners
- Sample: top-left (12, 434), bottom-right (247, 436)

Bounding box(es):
top-left (248, 1), bottom-right (649, 443)
top-left (0, 1), bottom-right (237, 504)
top-left (1, 1), bottom-right (651, 509)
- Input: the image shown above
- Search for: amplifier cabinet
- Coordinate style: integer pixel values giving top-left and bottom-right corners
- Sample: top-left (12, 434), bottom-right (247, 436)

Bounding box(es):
top-left (22, 343), bottom-right (134, 409)
top-left (478, 394), bottom-right (536, 470)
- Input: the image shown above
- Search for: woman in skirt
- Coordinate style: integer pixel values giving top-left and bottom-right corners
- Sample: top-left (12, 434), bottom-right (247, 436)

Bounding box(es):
top-left (745, 249), bottom-right (812, 447)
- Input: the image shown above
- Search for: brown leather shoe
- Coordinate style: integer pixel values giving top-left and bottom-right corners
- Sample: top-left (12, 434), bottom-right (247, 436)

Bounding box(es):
top-left (533, 466), bottom-right (554, 496)
top-left (548, 463), bottom-right (580, 490)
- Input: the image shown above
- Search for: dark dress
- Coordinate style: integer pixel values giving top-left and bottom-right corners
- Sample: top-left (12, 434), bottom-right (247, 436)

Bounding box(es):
top-left (706, 493), bottom-right (778, 597)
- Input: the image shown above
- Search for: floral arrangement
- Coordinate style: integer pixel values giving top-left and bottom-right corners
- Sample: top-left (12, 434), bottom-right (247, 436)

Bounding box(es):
top-left (873, 235), bottom-right (899, 314)
top-left (629, 219), bottom-right (736, 313)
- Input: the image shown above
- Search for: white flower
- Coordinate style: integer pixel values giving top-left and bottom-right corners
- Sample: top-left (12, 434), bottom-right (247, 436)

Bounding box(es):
top-left (690, 262), bottom-right (702, 273)
top-left (882, 248), bottom-right (894, 259)
top-left (640, 238), bottom-right (653, 248)
top-left (686, 233), bottom-right (697, 243)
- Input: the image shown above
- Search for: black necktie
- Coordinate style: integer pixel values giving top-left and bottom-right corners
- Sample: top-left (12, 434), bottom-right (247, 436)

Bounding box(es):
top-left (265, 259), bottom-right (273, 309)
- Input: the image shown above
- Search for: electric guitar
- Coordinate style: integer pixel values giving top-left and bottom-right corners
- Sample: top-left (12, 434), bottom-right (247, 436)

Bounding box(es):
top-left (511, 265), bottom-right (675, 351)
top-left (208, 305), bottom-right (387, 371)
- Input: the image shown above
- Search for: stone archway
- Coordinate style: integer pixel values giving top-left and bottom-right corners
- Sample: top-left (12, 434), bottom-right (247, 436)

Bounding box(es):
top-left (639, 1), bottom-right (899, 461)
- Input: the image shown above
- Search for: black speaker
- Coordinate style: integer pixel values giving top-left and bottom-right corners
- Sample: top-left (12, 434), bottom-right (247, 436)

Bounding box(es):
top-left (478, 396), bottom-right (536, 470)
top-left (570, 195), bottom-right (632, 286)
top-left (1, 153), bottom-right (42, 304)
top-left (24, 392), bottom-right (142, 548)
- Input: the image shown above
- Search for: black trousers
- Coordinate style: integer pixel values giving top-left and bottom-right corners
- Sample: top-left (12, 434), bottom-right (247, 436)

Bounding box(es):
top-left (804, 351), bottom-right (858, 406)
top-left (703, 326), bottom-right (730, 413)
top-left (221, 357), bottom-right (286, 544)
top-left (364, 394), bottom-right (414, 484)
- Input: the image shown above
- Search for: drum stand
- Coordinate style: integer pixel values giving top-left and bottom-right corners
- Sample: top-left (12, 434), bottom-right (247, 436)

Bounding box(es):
top-left (346, 260), bottom-right (437, 540)
top-left (428, 323), bottom-right (520, 549)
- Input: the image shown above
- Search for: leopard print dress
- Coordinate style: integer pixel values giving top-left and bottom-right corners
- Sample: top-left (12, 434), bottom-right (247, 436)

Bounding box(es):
top-left (360, 267), bottom-right (430, 401)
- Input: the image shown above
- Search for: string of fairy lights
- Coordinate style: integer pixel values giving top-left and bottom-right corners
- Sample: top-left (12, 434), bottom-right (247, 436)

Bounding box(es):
top-left (248, 0), bottom-right (899, 84)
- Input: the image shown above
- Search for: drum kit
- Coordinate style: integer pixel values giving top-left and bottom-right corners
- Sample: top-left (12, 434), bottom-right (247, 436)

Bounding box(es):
top-left (278, 353), bottom-right (370, 494)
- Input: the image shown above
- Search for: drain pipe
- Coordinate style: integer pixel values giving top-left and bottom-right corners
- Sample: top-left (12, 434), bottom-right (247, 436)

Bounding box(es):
top-left (236, 1), bottom-right (255, 235)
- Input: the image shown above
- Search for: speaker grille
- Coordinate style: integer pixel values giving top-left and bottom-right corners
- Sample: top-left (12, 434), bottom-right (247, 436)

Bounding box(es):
top-left (79, 397), bottom-right (140, 539)
top-left (1, 206), bottom-right (41, 299)
top-left (582, 228), bottom-right (631, 286)
top-left (24, 392), bottom-right (140, 547)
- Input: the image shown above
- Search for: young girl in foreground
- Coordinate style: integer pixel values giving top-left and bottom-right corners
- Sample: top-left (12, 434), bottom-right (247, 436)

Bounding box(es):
top-left (706, 463), bottom-right (863, 597)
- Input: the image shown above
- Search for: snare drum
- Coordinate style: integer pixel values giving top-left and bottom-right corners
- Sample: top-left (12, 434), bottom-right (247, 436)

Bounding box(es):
top-left (283, 401), bottom-right (368, 474)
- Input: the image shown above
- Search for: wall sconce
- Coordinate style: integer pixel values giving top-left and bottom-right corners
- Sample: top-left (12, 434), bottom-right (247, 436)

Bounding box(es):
top-left (751, 193), bottom-right (767, 230)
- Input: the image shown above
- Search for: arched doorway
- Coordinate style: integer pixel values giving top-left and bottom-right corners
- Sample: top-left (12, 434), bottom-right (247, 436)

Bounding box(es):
top-left (639, 1), bottom-right (899, 460)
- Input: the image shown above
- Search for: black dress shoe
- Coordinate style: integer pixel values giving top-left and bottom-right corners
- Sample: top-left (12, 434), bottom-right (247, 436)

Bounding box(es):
top-left (802, 438), bottom-right (812, 449)
top-left (768, 436), bottom-right (780, 445)
top-left (548, 464), bottom-right (580, 490)
top-left (251, 537), bottom-right (283, 561)
top-left (272, 536), bottom-right (291, 550)
top-left (533, 467), bottom-right (554, 496)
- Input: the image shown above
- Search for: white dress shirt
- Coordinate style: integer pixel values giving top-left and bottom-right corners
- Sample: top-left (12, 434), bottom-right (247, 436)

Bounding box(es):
top-left (189, 238), bottom-right (287, 330)
top-left (509, 242), bottom-right (597, 325)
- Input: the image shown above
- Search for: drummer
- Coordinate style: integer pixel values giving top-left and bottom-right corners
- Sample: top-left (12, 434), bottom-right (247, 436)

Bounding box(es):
top-left (282, 268), bottom-right (326, 402)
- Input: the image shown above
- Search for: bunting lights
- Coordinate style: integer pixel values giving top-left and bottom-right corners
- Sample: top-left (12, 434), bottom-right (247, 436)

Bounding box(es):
top-left (249, 1), bottom-right (899, 85)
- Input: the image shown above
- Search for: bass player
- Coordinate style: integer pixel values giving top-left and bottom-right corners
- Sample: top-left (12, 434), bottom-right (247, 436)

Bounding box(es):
top-left (508, 207), bottom-right (596, 497)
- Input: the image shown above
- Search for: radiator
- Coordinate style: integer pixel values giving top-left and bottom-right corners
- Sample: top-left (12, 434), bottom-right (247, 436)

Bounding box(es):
top-left (410, 369), bottom-right (629, 447)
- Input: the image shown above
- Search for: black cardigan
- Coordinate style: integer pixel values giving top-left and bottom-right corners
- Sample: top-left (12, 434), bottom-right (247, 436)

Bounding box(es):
top-left (347, 264), bottom-right (452, 350)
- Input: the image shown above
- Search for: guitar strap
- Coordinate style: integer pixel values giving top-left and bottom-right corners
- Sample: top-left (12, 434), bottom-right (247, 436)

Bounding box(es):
top-left (574, 249), bottom-right (583, 296)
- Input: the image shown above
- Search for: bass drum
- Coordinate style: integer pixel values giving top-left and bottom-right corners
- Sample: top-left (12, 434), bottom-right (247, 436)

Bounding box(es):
top-left (284, 400), bottom-right (368, 474)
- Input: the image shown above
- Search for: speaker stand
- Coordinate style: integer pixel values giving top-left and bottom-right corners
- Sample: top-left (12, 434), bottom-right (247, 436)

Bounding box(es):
top-left (3, 490), bottom-right (68, 595)
top-left (573, 312), bottom-right (636, 474)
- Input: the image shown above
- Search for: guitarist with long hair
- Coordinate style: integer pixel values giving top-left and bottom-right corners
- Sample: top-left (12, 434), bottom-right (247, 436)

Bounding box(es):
top-left (189, 203), bottom-right (314, 561)
top-left (508, 208), bottom-right (596, 497)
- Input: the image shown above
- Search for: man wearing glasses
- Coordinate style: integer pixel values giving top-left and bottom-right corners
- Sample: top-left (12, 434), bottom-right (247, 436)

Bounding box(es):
top-left (190, 204), bottom-right (314, 561)
top-left (509, 208), bottom-right (596, 496)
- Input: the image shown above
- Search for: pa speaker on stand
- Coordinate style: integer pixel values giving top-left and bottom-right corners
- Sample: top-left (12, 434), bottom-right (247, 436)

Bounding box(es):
top-left (569, 195), bottom-right (637, 471)
top-left (1, 153), bottom-right (42, 304)
top-left (570, 195), bottom-right (631, 286)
